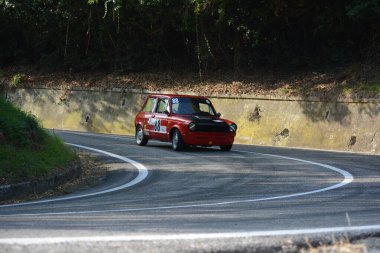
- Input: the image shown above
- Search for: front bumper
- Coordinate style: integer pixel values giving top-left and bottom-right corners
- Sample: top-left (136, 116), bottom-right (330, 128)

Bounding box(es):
top-left (182, 131), bottom-right (235, 146)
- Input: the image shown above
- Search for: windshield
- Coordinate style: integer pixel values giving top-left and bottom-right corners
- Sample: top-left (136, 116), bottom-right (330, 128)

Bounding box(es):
top-left (171, 97), bottom-right (216, 116)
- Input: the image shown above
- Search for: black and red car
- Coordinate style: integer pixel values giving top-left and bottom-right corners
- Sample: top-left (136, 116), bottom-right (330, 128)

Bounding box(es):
top-left (134, 94), bottom-right (237, 151)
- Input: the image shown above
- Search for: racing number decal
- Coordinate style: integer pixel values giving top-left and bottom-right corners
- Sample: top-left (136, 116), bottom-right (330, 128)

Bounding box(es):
top-left (148, 118), bottom-right (167, 133)
top-left (154, 119), bottom-right (161, 132)
top-left (154, 119), bottom-right (167, 133)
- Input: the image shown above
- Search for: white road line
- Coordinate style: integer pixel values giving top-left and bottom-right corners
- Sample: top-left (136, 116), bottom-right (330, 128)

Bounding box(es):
top-left (52, 129), bottom-right (133, 140)
top-left (0, 131), bottom-right (371, 240)
top-left (0, 225), bottom-right (379, 244)
top-left (0, 145), bottom-right (354, 216)
top-left (235, 150), bottom-right (354, 191)
top-left (54, 129), bottom-right (379, 156)
top-left (0, 143), bottom-right (149, 208)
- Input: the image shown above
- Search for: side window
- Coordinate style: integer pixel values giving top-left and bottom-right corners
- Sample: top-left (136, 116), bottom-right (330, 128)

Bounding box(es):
top-left (199, 103), bottom-right (210, 114)
top-left (156, 98), bottom-right (169, 114)
top-left (199, 103), bottom-right (215, 115)
top-left (142, 97), bottom-right (157, 112)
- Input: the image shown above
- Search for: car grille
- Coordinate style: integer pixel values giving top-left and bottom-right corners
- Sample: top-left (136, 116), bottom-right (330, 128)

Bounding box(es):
top-left (195, 123), bottom-right (230, 132)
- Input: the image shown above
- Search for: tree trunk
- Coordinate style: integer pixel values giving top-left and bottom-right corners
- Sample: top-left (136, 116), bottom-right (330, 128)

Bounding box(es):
top-left (233, 29), bottom-right (241, 74)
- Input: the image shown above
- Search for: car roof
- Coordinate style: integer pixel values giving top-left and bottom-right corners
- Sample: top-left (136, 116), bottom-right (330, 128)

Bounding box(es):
top-left (147, 94), bottom-right (208, 99)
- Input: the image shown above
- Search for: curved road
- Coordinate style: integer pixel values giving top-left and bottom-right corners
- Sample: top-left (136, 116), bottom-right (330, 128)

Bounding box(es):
top-left (1, 130), bottom-right (380, 252)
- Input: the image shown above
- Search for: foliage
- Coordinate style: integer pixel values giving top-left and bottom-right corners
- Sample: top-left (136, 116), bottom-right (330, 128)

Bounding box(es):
top-left (0, 70), bottom-right (5, 98)
top-left (0, 0), bottom-right (379, 72)
top-left (0, 98), bottom-right (75, 181)
top-left (10, 73), bottom-right (23, 87)
top-left (0, 98), bottom-right (45, 147)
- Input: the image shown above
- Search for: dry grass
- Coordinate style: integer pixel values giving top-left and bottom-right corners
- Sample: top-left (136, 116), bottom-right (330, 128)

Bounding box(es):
top-left (52, 153), bottom-right (108, 194)
top-left (301, 237), bottom-right (368, 253)
top-left (3, 63), bottom-right (380, 100)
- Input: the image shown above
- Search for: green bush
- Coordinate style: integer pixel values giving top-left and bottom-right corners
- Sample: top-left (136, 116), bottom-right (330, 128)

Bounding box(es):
top-left (0, 99), bottom-right (46, 147)
top-left (0, 99), bottom-right (76, 183)
top-left (10, 73), bottom-right (24, 87)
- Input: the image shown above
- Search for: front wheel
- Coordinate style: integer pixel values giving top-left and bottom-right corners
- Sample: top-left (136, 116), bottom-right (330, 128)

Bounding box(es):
top-left (220, 145), bottom-right (232, 151)
top-left (172, 129), bottom-right (185, 151)
top-left (136, 125), bottom-right (148, 146)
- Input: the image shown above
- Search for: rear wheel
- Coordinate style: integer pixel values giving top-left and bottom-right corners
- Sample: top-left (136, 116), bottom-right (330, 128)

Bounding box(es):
top-left (172, 129), bottom-right (185, 151)
top-left (136, 125), bottom-right (148, 146)
top-left (220, 145), bottom-right (232, 151)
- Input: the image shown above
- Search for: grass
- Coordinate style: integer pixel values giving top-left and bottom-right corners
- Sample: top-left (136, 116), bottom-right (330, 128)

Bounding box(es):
top-left (278, 86), bottom-right (292, 95)
top-left (343, 82), bottom-right (380, 95)
top-left (299, 235), bottom-right (368, 253)
top-left (301, 240), bottom-right (367, 253)
top-left (362, 82), bottom-right (380, 93)
top-left (10, 73), bottom-right (24, 87)
top-left (0, 98), bottom-right (76, 184)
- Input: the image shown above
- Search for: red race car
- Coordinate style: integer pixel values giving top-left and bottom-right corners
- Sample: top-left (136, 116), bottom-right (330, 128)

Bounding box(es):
top-left (134, 94), bottom-right (237, 151)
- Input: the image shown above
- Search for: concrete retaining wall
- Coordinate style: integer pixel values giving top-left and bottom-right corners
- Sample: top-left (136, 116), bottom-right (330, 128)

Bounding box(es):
top-left (8, 87), bottom-right (380, 154)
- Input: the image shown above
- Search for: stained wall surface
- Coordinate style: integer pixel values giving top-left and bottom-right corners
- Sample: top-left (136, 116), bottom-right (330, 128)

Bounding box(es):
top-left (9, 88), bottom-right (380, 153)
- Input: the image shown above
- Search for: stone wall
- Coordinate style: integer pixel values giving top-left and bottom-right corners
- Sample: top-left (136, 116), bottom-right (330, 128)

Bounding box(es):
top-left (8, 88), bottom-right (380, 153)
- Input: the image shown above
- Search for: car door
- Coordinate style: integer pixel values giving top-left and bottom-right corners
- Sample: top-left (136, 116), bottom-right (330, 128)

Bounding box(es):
top-left (141, 96), bottom-right (158, 137)
top-left (150, 97), bottom-right (170, 141)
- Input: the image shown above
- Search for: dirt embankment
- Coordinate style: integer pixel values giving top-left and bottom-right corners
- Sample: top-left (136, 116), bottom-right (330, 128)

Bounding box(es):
top-left (2, 64), bottom-right (380, 100)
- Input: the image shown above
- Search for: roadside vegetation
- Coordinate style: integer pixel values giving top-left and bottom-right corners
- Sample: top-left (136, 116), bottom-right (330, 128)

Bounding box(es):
top-left (1, 1), bottom-right (379, 75)
top-left (2, 64), bottom-right (379, 100)
top-left (1, 1), bottom-right (379, 99)
top-left (0, 98), bottom-right (76, 184)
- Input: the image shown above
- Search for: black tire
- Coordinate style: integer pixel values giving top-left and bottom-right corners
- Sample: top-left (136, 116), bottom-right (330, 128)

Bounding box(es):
top-left (136, 125), bottom-right (148, 146)
top-left (172, 129), bottom-right (185, 151)
top-left (220, 145), bottom-right (232, 151)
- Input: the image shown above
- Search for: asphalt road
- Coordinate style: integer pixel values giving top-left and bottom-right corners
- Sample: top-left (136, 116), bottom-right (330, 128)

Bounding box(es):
top-left (1, 130), bottom-right (380, 252)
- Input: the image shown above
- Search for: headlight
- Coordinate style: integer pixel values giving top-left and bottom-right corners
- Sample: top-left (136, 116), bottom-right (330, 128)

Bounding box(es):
top-left (189, 122), bottom-right (197, 131)
top-left (229, 123), bottom-right (237, 132)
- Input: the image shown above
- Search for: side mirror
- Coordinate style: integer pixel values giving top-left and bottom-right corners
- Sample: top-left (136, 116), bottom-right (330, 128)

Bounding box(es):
top-left (216, 113), bottom-right (221, 118)
top-left (164, 110), bottom-right (170, 116)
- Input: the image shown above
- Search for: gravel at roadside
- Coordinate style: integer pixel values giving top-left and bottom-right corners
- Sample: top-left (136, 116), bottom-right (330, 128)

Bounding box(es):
top-left (0, 153), bottom-right (108, 205)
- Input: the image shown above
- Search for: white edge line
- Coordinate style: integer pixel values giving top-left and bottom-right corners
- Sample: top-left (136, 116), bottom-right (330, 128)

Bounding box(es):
top-left (53, 129), bottom-right (380, 157)
top-left (52, 129), bottom-right (133, 141)
top-left (0, 134), bottom-right (373, 241)
top-left (237, 150), bottom-right (354, 190)
top-left (0, 143), bottom-right (149, 208)
top-left (0, 148), bottom-right (354, 216)
top-left (0, 225), bottom-right (380, 244)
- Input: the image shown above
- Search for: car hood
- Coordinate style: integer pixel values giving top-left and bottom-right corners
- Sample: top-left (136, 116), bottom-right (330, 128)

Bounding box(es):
top-left (180, 115), bottom-right (231, 132)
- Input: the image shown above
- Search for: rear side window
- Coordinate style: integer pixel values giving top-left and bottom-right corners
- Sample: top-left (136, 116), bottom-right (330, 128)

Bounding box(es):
top-left (156, 98), bottom-right (169, 114)
top-left (142, 97), bottom-right (157, 112)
